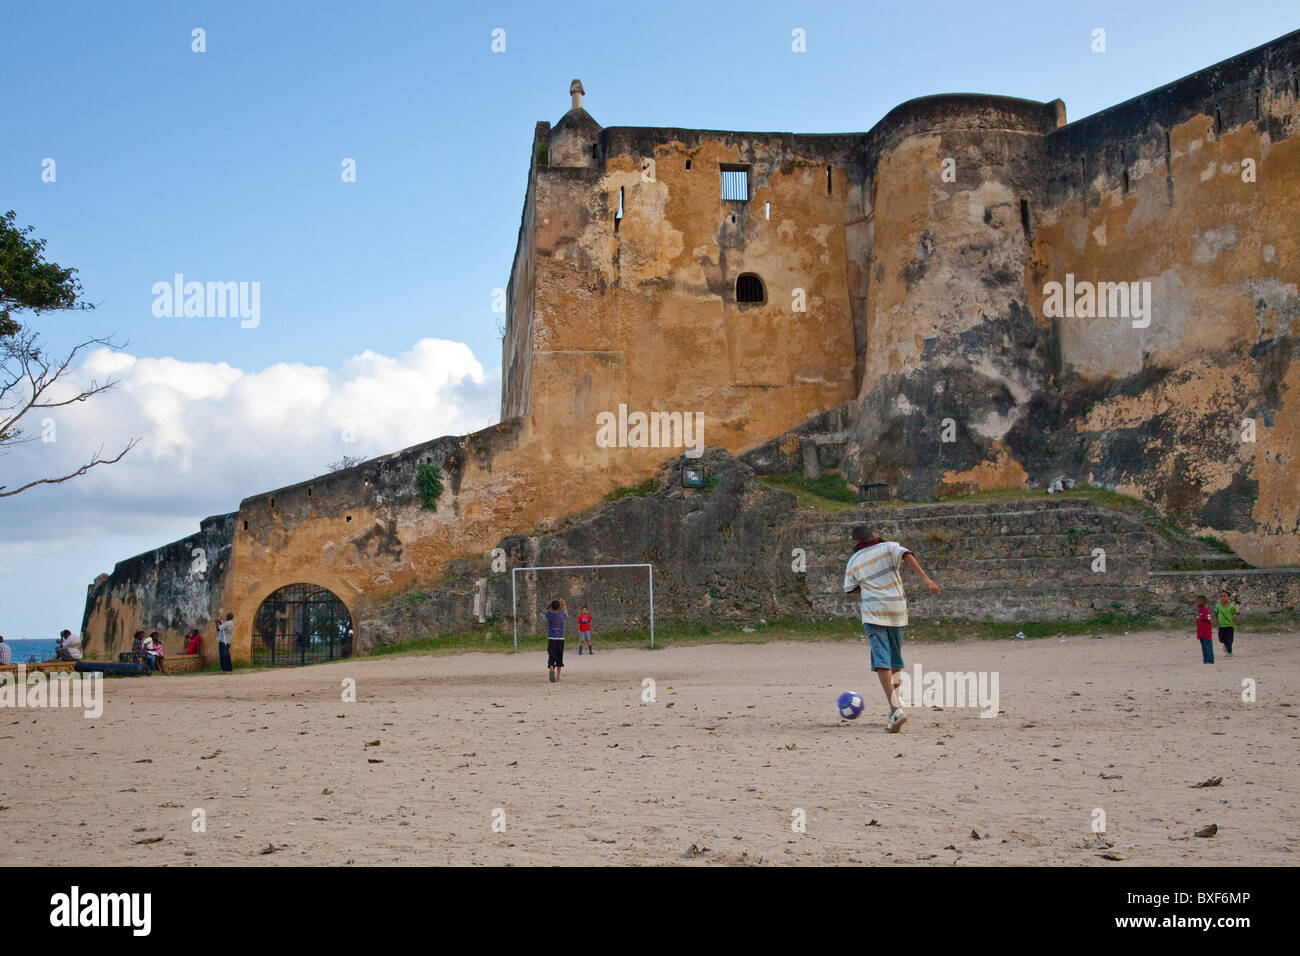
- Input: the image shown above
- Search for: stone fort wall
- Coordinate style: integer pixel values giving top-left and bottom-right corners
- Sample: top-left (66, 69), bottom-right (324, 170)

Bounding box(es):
top-left (81, 31), bottom-right (1300, 659)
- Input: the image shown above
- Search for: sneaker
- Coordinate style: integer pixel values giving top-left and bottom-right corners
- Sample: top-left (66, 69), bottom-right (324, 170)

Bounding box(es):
top-left (887, 708), bottom-right (907, 733)
top-left (548, 667), bottom-right (556, 682)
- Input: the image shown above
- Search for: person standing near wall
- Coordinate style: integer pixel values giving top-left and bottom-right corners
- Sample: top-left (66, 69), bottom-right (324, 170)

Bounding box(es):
top-left (1195, 596), bottom-right (1214, 664)
top-left (1215, 591), bottom-right (1240, 656)
top-left (217, 613), bottom-right (234, 672)
top-left (544, 599), bottom-right (567, 682)
top-left (576, 604), bottom-right (594, 655)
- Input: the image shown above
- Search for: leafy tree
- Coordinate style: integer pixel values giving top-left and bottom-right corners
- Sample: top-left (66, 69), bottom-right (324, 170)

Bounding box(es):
top-left (0, 210), bottom-right (86, 337)
top-left (0, 210), bottom-right (138, 497)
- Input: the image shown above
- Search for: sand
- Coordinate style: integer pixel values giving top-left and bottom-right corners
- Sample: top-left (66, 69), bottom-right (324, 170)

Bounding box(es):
top-left (1, 629), bottom-right (1295, 866)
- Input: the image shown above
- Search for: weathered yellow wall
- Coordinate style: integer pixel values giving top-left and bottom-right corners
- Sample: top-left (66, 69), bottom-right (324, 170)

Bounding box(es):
top-left (525, 138), bottom-right (858, 455)
top-left (1031, 104), bottom-right (1300, 565)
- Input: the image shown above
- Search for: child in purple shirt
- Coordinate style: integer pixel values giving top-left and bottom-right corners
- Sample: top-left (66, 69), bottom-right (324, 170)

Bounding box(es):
top-left (544, 599), bottom-right (567, 682)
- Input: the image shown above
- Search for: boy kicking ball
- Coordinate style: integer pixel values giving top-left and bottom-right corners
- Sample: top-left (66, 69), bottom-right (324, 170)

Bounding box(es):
top-left (843, 524), bottom-right (941, 732)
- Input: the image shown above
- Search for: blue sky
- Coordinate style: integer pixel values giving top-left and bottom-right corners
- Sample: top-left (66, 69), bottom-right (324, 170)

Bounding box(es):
top-left (1, 0), bottom-right (1296, 639)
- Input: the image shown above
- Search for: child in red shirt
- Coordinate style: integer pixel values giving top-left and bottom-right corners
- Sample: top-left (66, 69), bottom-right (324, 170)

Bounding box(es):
top-left (1195, 595), bottom-right (1214, 664)
top-left (576, 605), bottom-right (594, 655)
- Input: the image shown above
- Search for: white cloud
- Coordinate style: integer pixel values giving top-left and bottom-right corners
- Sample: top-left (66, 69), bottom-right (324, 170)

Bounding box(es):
top-left (1, 337), bottom-right (501, 546)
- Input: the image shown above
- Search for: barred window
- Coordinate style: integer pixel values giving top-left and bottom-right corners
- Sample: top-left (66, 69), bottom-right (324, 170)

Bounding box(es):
top-left (720, 165), bottom-right (749, 201)
top-left (736, 273), bottom-right (765, 303)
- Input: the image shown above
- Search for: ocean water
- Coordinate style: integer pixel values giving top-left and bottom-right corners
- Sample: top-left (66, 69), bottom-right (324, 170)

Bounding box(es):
top-left (3, 639), bottom-right (60, 664)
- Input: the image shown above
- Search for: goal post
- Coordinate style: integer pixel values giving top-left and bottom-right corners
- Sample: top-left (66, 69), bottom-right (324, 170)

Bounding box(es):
top-left (510, 563), bottom-right (654, 652)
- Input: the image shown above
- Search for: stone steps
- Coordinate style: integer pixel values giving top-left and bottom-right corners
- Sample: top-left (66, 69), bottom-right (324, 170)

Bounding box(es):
top-left (799, 534), bottom-right (1161, 559)
top-left (786, 497), bottom-right (1249, 574)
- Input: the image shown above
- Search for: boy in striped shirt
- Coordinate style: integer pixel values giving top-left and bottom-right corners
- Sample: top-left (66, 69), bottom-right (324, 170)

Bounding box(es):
top-left (843, 525), bottom-right (941, 732)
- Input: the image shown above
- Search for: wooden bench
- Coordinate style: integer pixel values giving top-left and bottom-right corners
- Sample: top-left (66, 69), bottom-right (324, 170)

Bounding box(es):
top-left (0, 661), bottom-right (77, 676)
top-left (161, 654), bottom-right (205, 674)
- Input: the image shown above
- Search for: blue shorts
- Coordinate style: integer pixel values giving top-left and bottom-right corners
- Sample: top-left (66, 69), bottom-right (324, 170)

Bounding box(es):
top-left (865, 623), bottom-right (905, 671)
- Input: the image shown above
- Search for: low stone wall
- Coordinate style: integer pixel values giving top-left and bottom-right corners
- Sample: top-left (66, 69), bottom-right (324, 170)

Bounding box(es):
top-left (359, 450), bottom-right (1289, 645)
top-left (1145, 569), bottom-right (1300, 619)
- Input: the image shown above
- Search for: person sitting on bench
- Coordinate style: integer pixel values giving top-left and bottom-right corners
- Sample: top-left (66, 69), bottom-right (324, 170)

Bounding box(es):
top-left (143, 632), bottom-right (166, 673)
top-left (54, 629), bottom-right (82, 662)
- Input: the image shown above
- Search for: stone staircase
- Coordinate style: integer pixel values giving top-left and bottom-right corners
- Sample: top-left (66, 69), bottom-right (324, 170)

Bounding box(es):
top-left (788, 497), bottom-right (1250, 623)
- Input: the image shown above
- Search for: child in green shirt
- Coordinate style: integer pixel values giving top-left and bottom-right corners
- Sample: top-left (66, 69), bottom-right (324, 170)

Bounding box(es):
top-left (1214, 591), bottom-right (1239, 656)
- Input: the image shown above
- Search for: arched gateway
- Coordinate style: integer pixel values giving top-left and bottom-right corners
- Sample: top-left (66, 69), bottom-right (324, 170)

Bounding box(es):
top-left (252, 583), bottom-right (354, 666)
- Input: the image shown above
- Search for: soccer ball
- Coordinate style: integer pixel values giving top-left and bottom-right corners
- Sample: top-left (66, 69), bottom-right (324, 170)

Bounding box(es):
top-left (836, 691), bottom-right (864, 720)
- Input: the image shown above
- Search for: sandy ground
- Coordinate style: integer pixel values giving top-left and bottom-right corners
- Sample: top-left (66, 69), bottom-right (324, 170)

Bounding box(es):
top-left (1, 629), bottom-right (1296, 866)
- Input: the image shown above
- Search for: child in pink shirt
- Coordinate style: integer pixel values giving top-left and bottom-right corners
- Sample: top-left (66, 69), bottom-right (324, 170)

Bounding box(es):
top-left (1195, 596), bottom-right (1214, 664)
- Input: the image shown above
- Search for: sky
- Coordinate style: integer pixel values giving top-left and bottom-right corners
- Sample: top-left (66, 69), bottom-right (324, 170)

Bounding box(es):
top-left (1, 0), bottom-right (1296, 638)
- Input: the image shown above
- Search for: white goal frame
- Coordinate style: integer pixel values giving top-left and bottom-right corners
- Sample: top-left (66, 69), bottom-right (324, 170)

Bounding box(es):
top-left (510, 563), bottom-right (654, 652)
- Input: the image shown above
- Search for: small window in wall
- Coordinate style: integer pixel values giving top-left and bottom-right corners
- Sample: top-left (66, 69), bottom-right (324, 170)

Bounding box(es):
top-left (591, 143), bottom-right (598, 160)
top-left (736, 273), bottom-right (765, 303)
top-left (765, 201), bottom-right (771, 220)
top-left (685, 159), bottom-right (692, 171)
top-left (826, 165), bottom-right (832, 196)
top-left (720, 165), bottom-right (749, 201)
top-left (615, 187), bottom-right (624, 231)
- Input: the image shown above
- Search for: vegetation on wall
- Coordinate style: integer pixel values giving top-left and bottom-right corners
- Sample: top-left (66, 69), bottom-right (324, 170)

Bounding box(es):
top-left (603, 477), bottom-right (659, 502)
top-left (759, 472), bottom-right (859, 505)
top-left (417, 464), bottom-right (444, 510)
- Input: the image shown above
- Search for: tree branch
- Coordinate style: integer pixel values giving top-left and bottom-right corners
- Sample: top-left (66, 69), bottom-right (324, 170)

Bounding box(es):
top-left (0, 437), bottom-right (140, 497)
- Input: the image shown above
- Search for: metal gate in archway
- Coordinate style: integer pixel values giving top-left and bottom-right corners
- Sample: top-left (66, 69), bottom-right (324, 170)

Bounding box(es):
top-left (253, 583), bottom-right (354, 666)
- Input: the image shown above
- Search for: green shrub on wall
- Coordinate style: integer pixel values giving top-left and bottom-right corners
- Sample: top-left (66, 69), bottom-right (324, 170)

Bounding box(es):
top-left (418, 464), bottom-right (444, 511)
